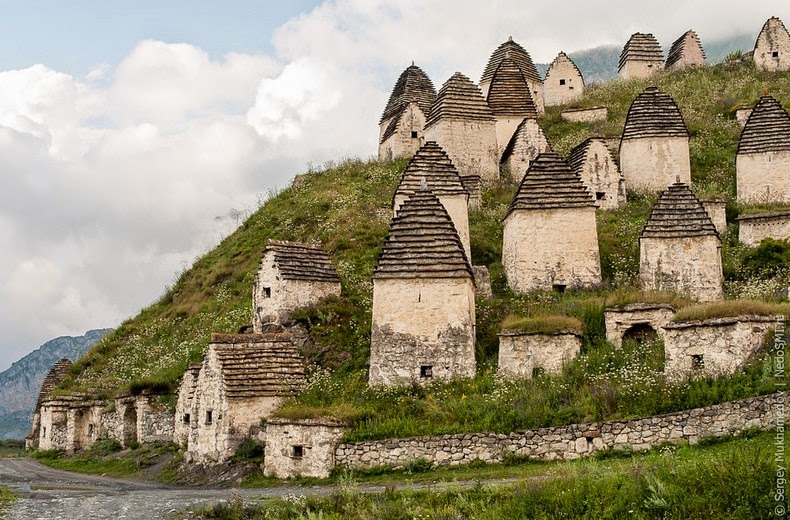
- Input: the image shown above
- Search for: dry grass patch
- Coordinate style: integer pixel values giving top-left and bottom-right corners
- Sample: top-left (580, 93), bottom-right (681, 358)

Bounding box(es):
top-left (673, 300), bottom-right (790, 322)
top-left (501, 315), bottom-right (584, 334)
top-left (605, 290), bottom-right (691, 310)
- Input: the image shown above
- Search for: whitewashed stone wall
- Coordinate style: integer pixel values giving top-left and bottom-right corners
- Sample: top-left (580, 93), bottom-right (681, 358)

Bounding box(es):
top-left (369, 277), bottom-right (476, 386)
top-left (501, 119), bottom-right (549, 182)
top-left (620, 137), bottom-right (691, 193)
top-left (736, 151), bottom-right (790, 204)
top-left (253, 252), bottom-right (341, 329)
top-left (498, 332), bottom-right (581, 378)
top-left (604, 304), bottom-right (676, 348)
top-left (394, 194), bottom-right (470, 262)
top-left (544, 60), bottom-right (583, 107)
top-left (561, 106), bottom-right (607, 123)
top-left (754, 19), bottom-right (790, 71)
top-left (736, 107), bottom-right (753, 127)
top-left (663, 316), bottom-right (779, 382)
top-left (37, 400), bottom-right (69, 451)
top-left (424, 120), bottom-right (499, 181)
top-left (472, 266), bottom-right (493, 298)
top-left (738, 211), bottom-right (790, 246)
top-left (175, 368), bottom-right (200, 446)
top-left (334, 393), bottom-right (778, 469)
top-left (576, 140), bottom-right (626, 210)
top-left (495, 116), bottom-right (526, 157)
top-left (503, 207), bottom-right (601, 293)
top-left (378, 103), bottom-right (427, 161)
top-left (701, 199), bottom-right (728, 236)
top-left (619, 60), bottom-right (663, 80)
top-left (264, 418), bottom-right (346, 478)
top-left (639, 235), bottom-right (723, 302)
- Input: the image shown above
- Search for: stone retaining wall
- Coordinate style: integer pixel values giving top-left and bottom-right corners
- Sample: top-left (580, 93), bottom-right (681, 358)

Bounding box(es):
top-left (334, 393), bottom-right (778, 470)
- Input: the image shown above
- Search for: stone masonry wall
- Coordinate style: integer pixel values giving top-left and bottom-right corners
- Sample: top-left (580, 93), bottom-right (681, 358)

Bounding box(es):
top-left (738, 212), bottom-right (790, 246)
top-left (335, 393), bottom-right (779, 469)
top-left (378, 103), bottom-right (427, 161)
top-left (620, 136), bottom-right (691, 193)
top-left (604, 304), bottom-right (676, 348)
top-left (498, 332), bottom-right (581, 378)
top-left (754, 19), bottom-right (790, 72)
top-left (736, 151), bottom-right (790, 204)
top-left (619, 60), bottom-right (663, 80)
top-left (561, 107), bottom-right (607, 123)
top-left (264, 418), bottom-right (346, 478)
top-left (543, 60), bottom-right (583, 107)
top-left (424, 120), bottom-right (499, 181)
top-left (394, 193), bottom-right (470, 262)
top-left (639, 235), bottom-right (723, 302)
top-left (576, 139), bottom-right (626, 210)
top-left (701, 199), bottom-right (727, 236)
top-left (501, 119), bottom-right (549, 182)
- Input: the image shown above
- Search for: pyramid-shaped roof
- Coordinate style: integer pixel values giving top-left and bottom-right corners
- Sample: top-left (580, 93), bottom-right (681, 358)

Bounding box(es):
top-left (640, 183), bottom-right (718, 239)
top-left (425, 72), bottom-right (494, 127)
top-left (35, 358), bottom-right (72, 409)
top-left (263, 241), bottom-right (340, 283)
top-left (500, 118), bottom-right (550, 164)
top-left (567, 137), bottom-right (608, 174)
top-left (737, 95), bottom-right (790, 154)
top-left (481, 37), bottom-right (542, 85)
top-left (394, 141), bottom-right (468, 199)
top-left (755, 17), bottom-right (790, 52)
top-left (380, 64), bottom-right (437, 125)
top-left (374, 190), bottom-right (472, 279)
top-left (486, 56), bottom-right (538, 118)
top-left (622, 86), bottom-right (689, 140)
top-left (619, 33), bottom-right (663, 71)
top-left (665, 30), bottom-right (706, 68)
top-left (211, 332), bottom-right (305, 399)
top-left (547, 52), bottom-right (583, 81)
top-left (506, 152), bottom-right (596, 216)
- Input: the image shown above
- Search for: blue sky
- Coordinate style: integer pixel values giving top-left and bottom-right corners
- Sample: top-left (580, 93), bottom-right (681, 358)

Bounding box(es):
top-left (0, 1), bottom-right (321, 74)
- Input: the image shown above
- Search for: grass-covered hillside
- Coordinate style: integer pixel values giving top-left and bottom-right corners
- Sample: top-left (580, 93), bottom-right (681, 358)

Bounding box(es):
top-left (59, 59), bottom-right (789, 440)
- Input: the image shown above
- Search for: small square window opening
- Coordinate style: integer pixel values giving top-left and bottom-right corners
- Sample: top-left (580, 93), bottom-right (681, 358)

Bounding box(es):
top-left (292, 445), bottom-right (304, 459)
top-left (420, 365), bottom-right (433, 378)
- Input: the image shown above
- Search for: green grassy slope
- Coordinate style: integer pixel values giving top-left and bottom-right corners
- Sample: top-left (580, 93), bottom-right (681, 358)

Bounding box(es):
top-left (60, 60), bottom-right (789, 432)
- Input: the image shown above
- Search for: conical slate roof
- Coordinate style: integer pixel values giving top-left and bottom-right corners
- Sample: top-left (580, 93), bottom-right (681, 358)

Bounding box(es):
top-left (737, 96), bottom-right (790, 154)
top-left (619, 33), bottom-right (663, 71)
top-left (481, 37), bottom-right (542, 85)
top-left (380, 64), bottom-right (437, 124)
top-left (263, 240), bottom-right (340, 282)
top-left (394, 141), bottom-right (468, 198)
top-left (486, 56), bottom-right (538, 118)
top-left (665, 30), bottom-right (706, 68)
top-left (425, 72), bottom-right (494, 127)
top-left (640, 183), bottom-right (718, 238)
top-left (506, 152), bottom-right (595, 216)
top-left (621, 86), bottom-right (689, 140)
top-left (35, 359), bottom-right (72, 408)
top-left (374, 190), bottom-right (472, 279)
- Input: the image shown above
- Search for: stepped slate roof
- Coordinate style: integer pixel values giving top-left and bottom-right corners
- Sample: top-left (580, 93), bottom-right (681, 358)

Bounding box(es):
top-left (486, 56), bottom-right (538, 118)
top-left (380, 64), bottom-right (437, 124)
top-left (618, 33), bottom-right (664, 71)
top-left (263, 241), bottom-right (340, 283)
top-left (506, 152), bottom-right (595, 216)
top-left (567, 137), bottom-right (606, 174)
top-left (737, 95), bottom-right (790, 154)
top-left (547, 52), bottom-right (583, 82)
top-left (394, 141), bottom-right (468, 198)
top-left (210, 333), bottom-right (305, 399)
top-left (665, 30), bottom-right (706, 68)
top-left (621, 86), bottom-right (689, 140)
top-left (481, 37), bottom-right (542, 85)
top-left (640, 183), bottom-right (718, 238)
top-left (755, 17), bottom-right (790, 52)
top-left (35, 359), bottom-right (72, 409)
top-left (426, 72), bottom-right (494, 127)
top-left (374, 190), bottom-right (472, 279)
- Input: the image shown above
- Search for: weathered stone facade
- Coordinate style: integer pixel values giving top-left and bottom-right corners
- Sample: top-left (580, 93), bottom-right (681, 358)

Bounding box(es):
top-left (378, 64), bottom-right (436, 161)
top-left (174, 362), bottom-right (202, 446)
top-left (27, 358), bottom-right (72, 449)
top-left (487, 55), bottom-right (539, 156)
top-left (253, 240), bottom-right (341, 329)
top-left (500, 118), bottom-right (550, 182)
top-left (543, 52), bottom-right (584, 107)
top-left (618, 33), bottom-right (664, 80)
top-left (753, 17), bottom-right (790, 72)
top-left (370, 190), bottom-right (476, 386)
top-left (503, 152), bottom-right (601, 293)
top-left (472, 266), bottom-right (493, 298)
top-left (663, 316), bottom-right (779, 382)
top-left (334, 393), bottom-right (778, 469)
top-left (736, 95), bottom-right (790, 204)
top-left (480, 37), bottom-right (544, 115)
top-left (665, 30), bottom-right (706, 69)
top-left (263, 418), bottom-right (346, 478)
top-left (424, 73), bottom-right (499, 181)
top-left (620, 86), bottom-right (691, 193)
top-left (567, 137), bottom-right (626, 210)
top-left (639, 183), bottom-right (723, 302)
top-left (186, 332), bottom-right (305, 464)
top-left (460, 175), bottom-right (482, 210)
top-left (737, 211), bottom-right (790, 246)
top-left (561, 106), bottom-right (607, 123)
top-left (604, 303), bottom-right (676, 348)
top-left (498, 331), bottom-right (581, 378)
top-left (735, 106), bottom-right (753, 127)
top-left (700, 198), bottom-right (728, 236)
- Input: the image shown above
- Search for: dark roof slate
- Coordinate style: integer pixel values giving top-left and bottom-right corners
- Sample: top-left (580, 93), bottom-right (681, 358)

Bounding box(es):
top-left (665, 30), bottom-right (706, 68)
top-left (481, 38), bottom-right (542, 84)
top-left (737, 95), bottom-right (790, 154)
top-left (264, 241), bottom-right (340, 283)
top-left (506, 152), bottom-right (595, 216)
top-left (35, 359), bottom-right (72, 409)
top-left (640, 183), bottom-right (718, 238)
top-left (566, 137), bottom-right (608, 174)
top-left (486, 57), bottom-right (538, 118)
top-left (380, 65), bottom-right (437, 124)
top-left (394, 141), bottom-right (468, 198)
top-left (426, 72), bottom-right (494, 127)
top-left (619, 33), bottom-right (664, 71)
top-left (374, 190), bottom-right (472, 279)
top-left (622, 86), bottom-right (689, 140)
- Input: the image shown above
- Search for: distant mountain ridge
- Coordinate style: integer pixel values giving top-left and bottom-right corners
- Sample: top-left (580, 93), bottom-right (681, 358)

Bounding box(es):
top-left (0, 329), bottom-right (112, 439)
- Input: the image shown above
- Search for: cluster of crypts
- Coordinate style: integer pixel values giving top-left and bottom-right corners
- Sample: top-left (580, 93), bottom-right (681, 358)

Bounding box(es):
top-left (26, 17), bottom-right (789, 475)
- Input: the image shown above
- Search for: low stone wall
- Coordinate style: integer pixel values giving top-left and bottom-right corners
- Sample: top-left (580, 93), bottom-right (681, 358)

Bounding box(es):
top-left (498, 331), bottom-right (581, 378)
top-left (561, 106), bottom-right (607, 123)
top-left (264, 418), bottom-right (346, 478)
top-left (334, 393), bottom-right (779, 469)
top-left (737, 211), bottom-right (790, 246)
